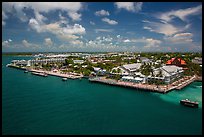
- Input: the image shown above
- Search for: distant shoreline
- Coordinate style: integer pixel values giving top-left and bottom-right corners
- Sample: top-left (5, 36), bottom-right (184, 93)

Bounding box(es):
top-left (2, 54), bottom-right (33, 56)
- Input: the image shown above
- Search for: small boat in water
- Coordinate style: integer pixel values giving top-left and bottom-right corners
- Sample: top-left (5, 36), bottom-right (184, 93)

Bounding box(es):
top-left (180, 99), bottom-right (199, 108)
top-left (24, 70), bottom-right (28, 73)
top-left (62, 78), bottom-right (67, 81)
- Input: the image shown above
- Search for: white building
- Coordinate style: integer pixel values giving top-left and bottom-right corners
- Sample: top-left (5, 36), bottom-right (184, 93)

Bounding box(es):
top-left (148, 65), bottom-right (184, 84)
top-left (73, 60), bottom-right (84, 64)
top-left (121, 76), bottom-right (144, 83)
top-left (121, 63), bottom-right (142, 74)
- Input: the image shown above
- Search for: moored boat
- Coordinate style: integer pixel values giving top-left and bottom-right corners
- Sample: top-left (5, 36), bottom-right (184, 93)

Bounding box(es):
top-left (180, 99), bottom-right (199, 108)
top-left (62, 78), bottom-right (67, 81)
top-left (24, 70), bottom-right (28, 73)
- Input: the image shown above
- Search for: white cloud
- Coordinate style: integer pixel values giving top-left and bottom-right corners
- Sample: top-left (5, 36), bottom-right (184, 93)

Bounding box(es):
top-left (28, 16), bottom-right (86, 42)
top-left (121, 37), bottom-right (161, 48)
top-left (102, 18), bottom-right (118, 25)
top-left (123, 39), bottom-right (131, 43)
top-left (90, 21), bottom-right (95, 25)
top-left (2, 2), bottom-right (83, 23)
top-left (21, 39), bottom-right (41, 49)
top-left (95, 29), bottom-right (113, 33)
top-left (114, 2), bottom-right (143, 13)
top-left (158, 5), bottom-right (202, 22)
top-left (22, 40), bottom-right (31, 47)
top-left (174, 32), bottom-right (193, 37)
top-left (142, 5), bottom-right (201, 37)
top-left (29, 18), bottom-right (42, 33)
top-left (67, 12), bottom-right (81, 21)
top-left (164, 32), bottom-right (193, 43)
top-left (62, 24), bottom-right (86, 35)
top-left (2, 40), bottom-right (9, 47)
top-left (70, 40), bottom-right (83, 45)
top-left (144, 38), bottom-right (161, 48)
top-left (143, 20), bottom-right (188, 36)
top-left (95, 10), bottom-right (110, 16)
top-left (44, 38), bottom-right (53, 46)
top-left (2, 10), bottom-right (8, 26)
top-left (34, 11), bottom-right (47, 24)
top-left (2, 39), bottom-right (12, 47)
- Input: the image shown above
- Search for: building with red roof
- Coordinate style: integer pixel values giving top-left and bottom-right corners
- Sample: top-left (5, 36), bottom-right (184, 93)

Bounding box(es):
top-left (166, 57), bottom-right (186, 67)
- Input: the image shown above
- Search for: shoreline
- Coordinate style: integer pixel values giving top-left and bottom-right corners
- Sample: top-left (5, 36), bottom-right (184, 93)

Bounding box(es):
top-left (6, 64), bottom-right (202, 93)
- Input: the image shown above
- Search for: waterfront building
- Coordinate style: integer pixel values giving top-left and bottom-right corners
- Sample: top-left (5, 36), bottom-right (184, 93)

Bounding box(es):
top-left (148, 65), bottom-right (184, 84)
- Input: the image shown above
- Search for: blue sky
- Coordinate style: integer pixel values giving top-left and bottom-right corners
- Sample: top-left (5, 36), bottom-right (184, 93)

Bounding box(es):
top-left (2, 2), bottom-right (202, 52)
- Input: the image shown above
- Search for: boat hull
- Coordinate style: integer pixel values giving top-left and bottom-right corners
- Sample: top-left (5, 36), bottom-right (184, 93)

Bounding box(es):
top-left (180, 100), bottom-right (198, 108)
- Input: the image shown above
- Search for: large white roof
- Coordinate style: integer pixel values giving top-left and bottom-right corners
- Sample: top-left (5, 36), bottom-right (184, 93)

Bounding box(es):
top-left (162, 65), bottom-right (182, 73)
top-left (123, 63), bottom-right (141, 71)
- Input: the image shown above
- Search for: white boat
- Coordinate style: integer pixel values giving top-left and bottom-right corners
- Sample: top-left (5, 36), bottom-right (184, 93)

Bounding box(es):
top-left (62, 78), bottom-right (67, 81)
top-left (24, 70), bottom-right (28, 73)
top-left (6, 64), bottom-right (11, 67)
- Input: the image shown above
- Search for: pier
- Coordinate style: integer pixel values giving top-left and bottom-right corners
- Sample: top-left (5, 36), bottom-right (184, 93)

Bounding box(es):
top-left (175, 75), bottom-right (196, 90)
top-left (29, 69), bottom-right (83, 79)
top-left (89, 77), bottom-right (171, 93)
top-left (6, 64), bottom-right (26, 70)
top-left (89, 75), bottom-right (200, 94)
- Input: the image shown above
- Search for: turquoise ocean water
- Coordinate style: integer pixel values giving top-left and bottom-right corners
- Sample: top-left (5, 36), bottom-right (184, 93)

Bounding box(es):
top-left (2, 56), bottom-right (202, 135)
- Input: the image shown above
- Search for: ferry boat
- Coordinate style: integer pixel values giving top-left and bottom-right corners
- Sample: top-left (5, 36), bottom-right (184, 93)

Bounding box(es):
top-left (180, 99), bottom-right (199, 108)
top-left (31, 72), bottom-right (48, 77)
top-left (62, 78), bottom-right (67, 81)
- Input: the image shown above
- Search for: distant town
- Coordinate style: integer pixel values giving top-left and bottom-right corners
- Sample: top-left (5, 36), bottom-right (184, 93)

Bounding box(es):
top-left (6, 52), bottom-right (202, 93)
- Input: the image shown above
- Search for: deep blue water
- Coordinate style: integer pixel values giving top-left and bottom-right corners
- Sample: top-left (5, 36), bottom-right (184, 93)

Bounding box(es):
top-left (2, 56), bottom-right (202, 135)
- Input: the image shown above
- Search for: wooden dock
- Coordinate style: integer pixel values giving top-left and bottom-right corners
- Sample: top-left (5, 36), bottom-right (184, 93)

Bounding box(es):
top-left (175, 76), bottom-right (196, 90)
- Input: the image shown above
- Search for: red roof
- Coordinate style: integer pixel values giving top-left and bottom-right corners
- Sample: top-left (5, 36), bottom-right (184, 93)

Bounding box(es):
top-left (166, 58), bottom-right (186, 65)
